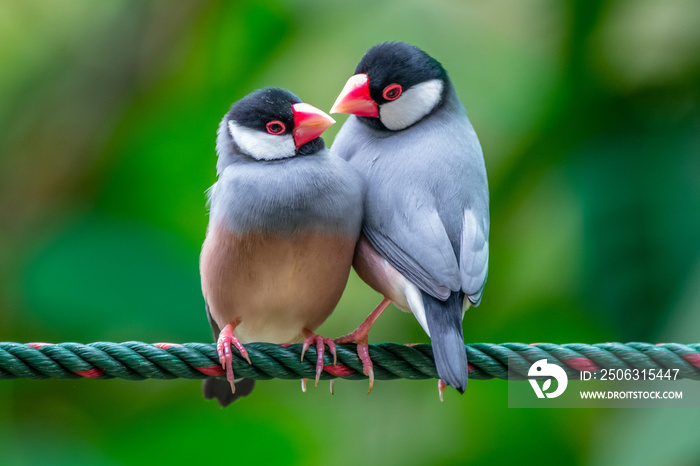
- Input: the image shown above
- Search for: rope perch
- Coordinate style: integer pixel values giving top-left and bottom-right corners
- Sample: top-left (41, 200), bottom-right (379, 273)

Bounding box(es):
top-left (1, 341), bottom-right (699, 382)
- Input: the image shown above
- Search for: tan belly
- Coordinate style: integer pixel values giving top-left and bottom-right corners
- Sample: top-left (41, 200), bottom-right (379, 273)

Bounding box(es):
top-left (200, 225), bottom-right (356, 344)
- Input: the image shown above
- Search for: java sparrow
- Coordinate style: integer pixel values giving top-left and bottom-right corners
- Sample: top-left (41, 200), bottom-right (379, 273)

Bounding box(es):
top-left (330, 42), bottom-right (489, 397)
top-left (200, 88), bottom-right (365, 406)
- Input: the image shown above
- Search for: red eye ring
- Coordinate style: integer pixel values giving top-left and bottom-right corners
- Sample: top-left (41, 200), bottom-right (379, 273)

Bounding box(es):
top-left (266, 120), bottom-right (286, 135)
top-left (382, 84), bottom-right (402, 101)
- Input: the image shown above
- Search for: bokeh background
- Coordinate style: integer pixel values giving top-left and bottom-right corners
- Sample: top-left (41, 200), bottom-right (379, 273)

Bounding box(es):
top-left (1, 0), bottom-right (699, 464)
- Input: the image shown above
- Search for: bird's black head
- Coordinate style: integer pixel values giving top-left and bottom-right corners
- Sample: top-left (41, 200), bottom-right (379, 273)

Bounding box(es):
top-left (331, 42), bottom-right (449, 131)
top-left (219, 87), bottom-right (334, 163)
top-left (356, 42), bottom-right (447, 107)
top-left (229, 87), bottom-right (298, 139)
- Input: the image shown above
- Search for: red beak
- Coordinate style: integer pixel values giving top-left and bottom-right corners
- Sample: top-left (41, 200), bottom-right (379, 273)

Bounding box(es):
top-left (292, 103), bottom-right (335, 148)
top-left (330, 73), bottom-right (379, 118)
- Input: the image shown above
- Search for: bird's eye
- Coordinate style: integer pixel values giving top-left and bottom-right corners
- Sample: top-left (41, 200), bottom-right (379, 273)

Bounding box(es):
top-left (382, 84), bottom-right (402, 101)
top-left (266, 120), bottom-right (286, 135)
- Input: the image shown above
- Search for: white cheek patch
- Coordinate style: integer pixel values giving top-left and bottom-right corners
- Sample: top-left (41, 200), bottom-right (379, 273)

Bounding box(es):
top-left (380, 79), bottom-right (444, 131)
top-left (228, 121), bottom-right (295, 160)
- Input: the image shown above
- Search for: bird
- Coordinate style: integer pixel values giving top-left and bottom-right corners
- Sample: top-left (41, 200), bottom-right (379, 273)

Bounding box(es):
top-left (329, 42), bottom-right (489, 398)
top-left (200, 87), bottom-right (365, 406)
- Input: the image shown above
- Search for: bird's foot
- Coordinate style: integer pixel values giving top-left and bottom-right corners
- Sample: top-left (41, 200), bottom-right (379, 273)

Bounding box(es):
top-left (300, 329), bottom-right (337, 388)
top-left (334, 329), bottom-right (374, 393)
top-left (334, 298), bottom-right (391, 394)
top-left (438, 379), bottom-right (447, 402)
top-left (216, 321), bottom-right (251, 393)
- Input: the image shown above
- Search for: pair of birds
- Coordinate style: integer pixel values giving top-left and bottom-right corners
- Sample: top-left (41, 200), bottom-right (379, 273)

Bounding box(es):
top-left (200, 42), bottom-right (489, 406)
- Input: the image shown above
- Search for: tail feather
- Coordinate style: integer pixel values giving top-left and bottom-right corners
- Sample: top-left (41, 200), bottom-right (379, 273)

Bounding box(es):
top-left (202, 377), bottom-right (256, 407)
top-left (423, 291), bottom-right (468, 393)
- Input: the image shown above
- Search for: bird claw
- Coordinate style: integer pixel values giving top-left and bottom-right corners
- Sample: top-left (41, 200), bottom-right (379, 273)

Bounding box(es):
top-left (216, 322), bottom-right (250, 394)
top-left (438, 379), bottom-right (447, 402)
top-left (335, 332), bottom-right (374, 394)
top-left (300, 330), bottom-right (337, 387)
top-left (334, 298), bottom-right (390, 394)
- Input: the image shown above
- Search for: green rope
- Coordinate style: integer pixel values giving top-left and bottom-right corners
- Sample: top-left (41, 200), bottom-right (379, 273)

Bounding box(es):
top-left (2, 342), bottom-right (699, 382)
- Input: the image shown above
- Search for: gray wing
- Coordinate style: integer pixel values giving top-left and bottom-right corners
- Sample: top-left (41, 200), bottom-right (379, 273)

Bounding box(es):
top-left (363, 193), bottom-right (461, 300)
top-left (364, 195), bottom-right (489, 304)
top-left (459, 208), bottom-right (489, 305)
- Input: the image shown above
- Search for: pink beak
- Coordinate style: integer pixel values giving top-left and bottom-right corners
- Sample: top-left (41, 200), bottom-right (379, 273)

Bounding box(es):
top-left (330, 73), bottom-right (379, 118)
top-left (292, 103), bottom-right (335, 148)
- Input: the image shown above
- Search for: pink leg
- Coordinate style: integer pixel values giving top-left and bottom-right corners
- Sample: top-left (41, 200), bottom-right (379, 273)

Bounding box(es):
top-left (216, 320), bottom-right (251, 393)
top-left (334, 298), bottom-right (391, 393)
top-left (300, 329), bottom-right (337, 388)
top-left (438, 379), bottom-right (447, 402)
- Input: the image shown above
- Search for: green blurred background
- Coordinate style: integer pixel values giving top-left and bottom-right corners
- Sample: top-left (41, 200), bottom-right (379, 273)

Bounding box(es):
top-left (1, 0), bottom-right (699, 464)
